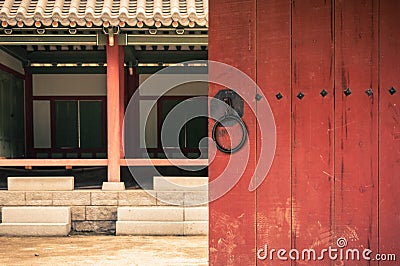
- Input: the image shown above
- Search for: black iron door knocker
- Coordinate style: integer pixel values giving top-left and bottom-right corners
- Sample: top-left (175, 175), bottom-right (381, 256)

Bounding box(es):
top-left (210, 89), bottom-right (248, 153)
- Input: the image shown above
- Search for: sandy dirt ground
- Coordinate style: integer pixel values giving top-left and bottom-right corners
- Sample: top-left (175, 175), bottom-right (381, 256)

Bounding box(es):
top-left (0, 235), bottom-right (208, 266)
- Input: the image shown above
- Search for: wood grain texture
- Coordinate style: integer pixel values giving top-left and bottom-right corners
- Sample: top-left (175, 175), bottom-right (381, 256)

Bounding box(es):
top-left (379, 0), bottom-right (400, 256)
top-left (106, 40), bottom-right (123, 182)
top-left (256, 0), bottom-right (291, 265)
top-left (291, 0), bottom-right (335, 263)
top-left (334, 0), bottom-right (379, 263)
top-left (208, 0), bottom-right (257, 265)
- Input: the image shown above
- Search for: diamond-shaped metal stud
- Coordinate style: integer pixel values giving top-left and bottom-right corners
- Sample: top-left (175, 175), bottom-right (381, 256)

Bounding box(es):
top-left (297, 92), bottom-right (305, 100)
top-left (276, 92), bottom-right (283, 100)
top-left (344, 88), bottom-right (352, 96)
top-left (389, 87), bottom-right (397, 95)
top-left (365, 88), bottom-right (373, 96)
top-left (320, 89), bottom-right (328, 97)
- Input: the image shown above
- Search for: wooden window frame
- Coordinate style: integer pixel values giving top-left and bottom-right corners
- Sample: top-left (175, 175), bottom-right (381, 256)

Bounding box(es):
top-left (31, 95), bottom-right (107, 158)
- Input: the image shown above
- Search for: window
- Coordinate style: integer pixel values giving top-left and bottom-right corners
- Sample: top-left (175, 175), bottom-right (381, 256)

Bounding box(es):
top-left (55, 100), bottom-right (104, 149)
top-left (32, 97), bottom-right (106, 158)
top-left (159, 97), bottom-right (208, 149)
top-left (138, 96), bottom-right (208, 159)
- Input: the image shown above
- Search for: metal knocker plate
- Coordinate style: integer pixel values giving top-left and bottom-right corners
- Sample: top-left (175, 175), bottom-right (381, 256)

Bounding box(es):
top-left (210, 89), bottom-right (248, 153)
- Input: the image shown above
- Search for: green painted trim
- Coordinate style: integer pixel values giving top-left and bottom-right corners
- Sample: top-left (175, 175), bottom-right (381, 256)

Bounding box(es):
top-left (0, 34), bottom-right (99, 45)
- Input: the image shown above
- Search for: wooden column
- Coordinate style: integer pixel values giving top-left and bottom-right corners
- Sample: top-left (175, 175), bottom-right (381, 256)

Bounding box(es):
top-left (125, 66), bottom-right (140, 158)
top-left (106, 38), bottom-right (124, 182)
top-left (24, 67), bottom-right (33, 158)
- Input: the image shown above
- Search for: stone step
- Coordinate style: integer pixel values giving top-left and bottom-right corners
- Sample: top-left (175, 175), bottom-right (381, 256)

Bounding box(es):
top-left (8, 176), bottom-right (74, 191)
top-left (118, 206), bottom-right (183, 221)
top-left (2, 207), bottom-right (71, 223)
top-left (153, 176), bottom-right (208, 191)
top-left (184, 221), bottom-right (208, 235)
top-left (0, 223), bottom-right (71, 236)
top-left (116, 221), bottom-right (183, 235)
top-left (116, 221), bottom-right (207, 236)
top-left (184, 207), bottom-right (208, 221)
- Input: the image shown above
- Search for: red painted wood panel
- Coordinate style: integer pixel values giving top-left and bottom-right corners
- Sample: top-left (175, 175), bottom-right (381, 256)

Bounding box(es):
top-left (106, 40), bottom-right (123, 182)
top-left (119, 44), bottom-right (125, 158)
top-left (208, 0), bottom-right (257, 265)
top-left (334, 0), bottom-right (379, 262)
top-left (291, 0), bottom-right (335, 263)
top-left (256, 0), bottom-right (291, 264)
top-left (379, 0), bottom-right (400, 256)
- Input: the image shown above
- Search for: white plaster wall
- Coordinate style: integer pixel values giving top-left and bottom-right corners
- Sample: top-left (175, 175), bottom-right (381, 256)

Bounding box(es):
top-left (33, 100), bottom-right (51, 148)
top-left (139, 74), bottom-right (208, 96)
top-left (33, 74), bottom-right (107, 96)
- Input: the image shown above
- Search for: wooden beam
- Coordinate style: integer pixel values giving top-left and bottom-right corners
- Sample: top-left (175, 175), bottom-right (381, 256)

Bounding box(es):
top-left (0, 158), bottom-right (208, 167)
top-left (0, 45), bottom-right (28, 65)
top-left (136, 50), bottom-right (207, 63)
top-left (28, 51), bottom-right (106, 63)
top-left (0, 34), bottom-right (99, 45)
top-left (28, 66), bottom-right (107, 74)
top-left (126, 34), bottom-right (208, 46)
top-left (26, 50), bottom-right (206, 64)
top-left (106, 37), bottom-right (123, 182)
top-left (124, 46), bottom-right (138, 64)
top-left (0, 159), bottom-right (108, 166)
top-left (121, 159), bottom-right (208, 166)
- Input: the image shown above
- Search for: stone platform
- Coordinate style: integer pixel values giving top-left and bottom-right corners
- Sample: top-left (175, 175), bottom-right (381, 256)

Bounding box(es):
top-left (0, 189), bottom-right (208, 234)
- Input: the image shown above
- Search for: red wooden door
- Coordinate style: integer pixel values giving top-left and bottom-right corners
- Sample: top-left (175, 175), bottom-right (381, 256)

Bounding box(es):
top-left (209, 0), bottom-right (399, 265)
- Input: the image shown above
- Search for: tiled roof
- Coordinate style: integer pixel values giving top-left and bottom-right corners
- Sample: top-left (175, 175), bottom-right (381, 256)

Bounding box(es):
top-left (0, 0), bottom-right (208, 28)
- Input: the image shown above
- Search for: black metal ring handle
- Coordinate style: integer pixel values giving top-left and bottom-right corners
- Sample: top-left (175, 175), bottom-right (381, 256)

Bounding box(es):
top-left (212, 115), bottom-right (247, 154)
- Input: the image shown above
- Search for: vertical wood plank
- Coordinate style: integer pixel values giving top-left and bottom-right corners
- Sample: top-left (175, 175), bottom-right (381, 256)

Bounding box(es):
top-left (379, 0), bottom-right (400, 256)
top-left (256, 0), bottom-right (291, 264)
top-left (106, 39), bottom-right (123, 181)
top-left (209, 0), bottom-right (257, 265)
top-left (334, 0), bottom-right (379, 260)
top-left (291, 0), bottom-right (335, 262)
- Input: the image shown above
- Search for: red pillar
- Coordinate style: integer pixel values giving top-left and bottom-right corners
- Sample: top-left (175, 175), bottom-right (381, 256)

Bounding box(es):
top-left (106, 37), bottom-right (124, 182)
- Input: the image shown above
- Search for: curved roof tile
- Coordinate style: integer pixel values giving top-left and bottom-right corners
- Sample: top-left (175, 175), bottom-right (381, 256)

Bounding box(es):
top-left (0, 0), bottom-right (208, 27)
